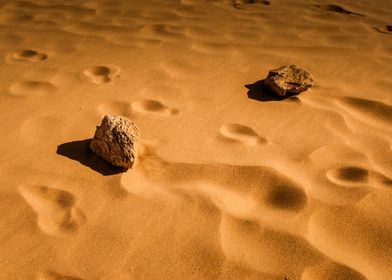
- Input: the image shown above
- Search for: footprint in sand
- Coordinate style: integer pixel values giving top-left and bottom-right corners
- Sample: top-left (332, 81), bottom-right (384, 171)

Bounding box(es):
top-left (123, 144), bottom-right (308, 221)
top-left (37, 271), bottom-right (83, 280)
top-left (375, 25), bottom-right (392, 34)
top-left (19, 185), bottom-right (86, 236)
top-left (83, 65), bottom-right (120, 84)
top-left (219, 215), bottom-right (322, 278)
top-left (314, 4), bottom-right (365, 17)
top-left (336, 96), bottom-right (392, 130)
top-left (9, 80), bottom-right (57, 96)
top-left (8, 49), bottom-right (47, 62)
top-left (232, 0), bottom-right (270, 8)
top-left (327, 166), bottom-right (369, 185)
top-left (219, 123), bottom-right (266, 145)
top-left (308, 206), bottom-right (392, 279)
top-left (327, 166), bottom-right (392, 189)
top-left (131, 99), bottom-right (179, 116)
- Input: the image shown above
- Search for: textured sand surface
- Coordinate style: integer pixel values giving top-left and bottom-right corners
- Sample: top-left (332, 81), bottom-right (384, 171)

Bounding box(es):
top-left (0, 0), bottom-right (391, 279)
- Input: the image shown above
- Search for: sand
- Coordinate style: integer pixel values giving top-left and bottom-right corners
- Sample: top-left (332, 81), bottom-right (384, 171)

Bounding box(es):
top-left (0, 0), bottom-right (391, 279)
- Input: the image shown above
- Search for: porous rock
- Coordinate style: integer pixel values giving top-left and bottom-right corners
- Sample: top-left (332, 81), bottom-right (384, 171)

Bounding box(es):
top-left (90, 115), bottom-right (139, 169)
top-left (264, 65), bottom-right (313, 96)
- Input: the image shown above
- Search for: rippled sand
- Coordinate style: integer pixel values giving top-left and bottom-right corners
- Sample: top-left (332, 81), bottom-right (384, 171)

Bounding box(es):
top-left (1, 0), bottom-right (391, 279)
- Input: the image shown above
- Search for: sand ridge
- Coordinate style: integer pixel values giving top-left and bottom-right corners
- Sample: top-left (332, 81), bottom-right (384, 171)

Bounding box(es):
top-left (0, 0), bottom-right (391, 279)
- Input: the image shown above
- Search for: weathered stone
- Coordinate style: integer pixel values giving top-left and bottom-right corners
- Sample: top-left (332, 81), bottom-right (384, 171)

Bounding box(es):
top-left (90, 115), bottom-right (139, 169)
top-left (264, 65), bottom-right (313, 96)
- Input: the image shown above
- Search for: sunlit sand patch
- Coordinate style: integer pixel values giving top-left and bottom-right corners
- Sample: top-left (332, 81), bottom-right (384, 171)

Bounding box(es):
top-left (220, 214), bottom-right (323, 279)
top-left (9, 80), bottom-right (57, 96)
top-left (97, 101), bottom-right (132, 118)
top-left (301, 261), bottom-right (366, 280)
top-left (308, 206), bottom-right (392, 279)
top-left (336, 97), bottom-right (392, 130)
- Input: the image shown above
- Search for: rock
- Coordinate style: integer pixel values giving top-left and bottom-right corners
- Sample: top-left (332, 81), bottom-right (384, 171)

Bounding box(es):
top-left (90, 115), bottom-right (139, 169)
top-left (264, 65), bottom-right (313, 96)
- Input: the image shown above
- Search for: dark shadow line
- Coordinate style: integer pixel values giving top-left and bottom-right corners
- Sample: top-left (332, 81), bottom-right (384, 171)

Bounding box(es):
top-left (245, 79), bottom-right (300, 102)
top-left (57, 139), bottom-right (127, 176)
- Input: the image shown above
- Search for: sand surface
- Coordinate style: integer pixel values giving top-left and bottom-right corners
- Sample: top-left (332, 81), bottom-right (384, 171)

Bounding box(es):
top-left (1, 0), bottom-right (392, 279)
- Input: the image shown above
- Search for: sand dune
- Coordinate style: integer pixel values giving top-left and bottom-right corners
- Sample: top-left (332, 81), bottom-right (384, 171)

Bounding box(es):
top-left (0, 0), bottom-right (391, 279)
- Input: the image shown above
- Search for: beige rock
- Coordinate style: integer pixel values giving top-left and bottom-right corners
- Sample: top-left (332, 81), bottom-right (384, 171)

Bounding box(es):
top-left (90, 115), bottom-right (139, 169)
top-left (264, 65), bottom-right (313, 96)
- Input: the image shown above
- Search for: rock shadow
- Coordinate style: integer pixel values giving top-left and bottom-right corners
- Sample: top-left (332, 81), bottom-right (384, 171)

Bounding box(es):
top-left (57, 139), bottom-right (127, 176)
top-left (245, 80), bottom-right (300, 102)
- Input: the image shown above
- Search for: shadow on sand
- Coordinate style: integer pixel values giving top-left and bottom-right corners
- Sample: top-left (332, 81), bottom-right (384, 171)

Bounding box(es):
top-left (245, 79), bottom-right (300, 102)
top-left (57, 139), bottom-right (127, 176)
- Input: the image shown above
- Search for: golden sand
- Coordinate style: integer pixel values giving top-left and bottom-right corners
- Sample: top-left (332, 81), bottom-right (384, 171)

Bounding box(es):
top-left (1, 0), bottom-right (391, 279)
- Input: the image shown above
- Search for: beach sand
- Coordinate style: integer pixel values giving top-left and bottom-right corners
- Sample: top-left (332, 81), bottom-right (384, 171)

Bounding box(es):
top-left (0, 0), bottom-right (391, 279)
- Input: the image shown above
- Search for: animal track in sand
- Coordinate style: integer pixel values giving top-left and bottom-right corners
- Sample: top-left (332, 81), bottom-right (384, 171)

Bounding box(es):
top-left (375, 25), bottom-right (392, 34)
top-left (219, 123), bottom-right (266, 145)
top-left (131, 99), bottom-right (179, 116)
top-left (314, 4), bottom-right (365, 17)
top-left (19, 185), bottom-right (86, 236)
top-left (37, 271), bottom-right (83, 280)
top-left (9, 49), bottom-right (47, 62)
top-left (83, 65), bottom-right (120, 84)
top-left (9, 80), bottom-right (57, 96)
